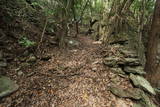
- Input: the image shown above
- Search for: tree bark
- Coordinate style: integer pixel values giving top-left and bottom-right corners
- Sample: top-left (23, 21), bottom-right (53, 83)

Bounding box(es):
top-left (145, 0), bottom-right (160, 87)
top-left (137, 0), bottom-right (146, 66)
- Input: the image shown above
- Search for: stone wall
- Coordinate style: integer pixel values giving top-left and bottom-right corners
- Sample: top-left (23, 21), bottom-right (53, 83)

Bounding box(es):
top-left (103, 33), bottom-right (157, 107)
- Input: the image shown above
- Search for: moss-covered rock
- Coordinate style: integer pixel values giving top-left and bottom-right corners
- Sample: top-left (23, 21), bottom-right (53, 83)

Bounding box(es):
top-left (110, 67), bottom-right (125, 75)
top-left (120, 49), bottom-right (138, 58)
top-left (124, 66), bottom-right (146, 75)
top-left (103, 57), bottom-right (123, 67)
top-left (0, 76), bottom-right (19, 98)
top-left (130, 74), bottom-right (156, 95)
top-left (109, 86), bottom-right (142, 100)
top-left (124, 58), bottom-right (141, 66)
top-left (109, 32), bottom-right (129, 45)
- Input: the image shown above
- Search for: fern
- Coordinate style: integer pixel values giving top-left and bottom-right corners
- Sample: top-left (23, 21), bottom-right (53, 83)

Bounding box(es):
top-left (19, 37), bottom-right (36, 48)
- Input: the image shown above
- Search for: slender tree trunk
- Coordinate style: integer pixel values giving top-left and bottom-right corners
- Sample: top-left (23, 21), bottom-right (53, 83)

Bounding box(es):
top-left (37, 17), bottom-right (48, 51)
top-left (145, 0), bottom-right (160, 87)
top-left (71, 0), bottom-right (78, 37)
top-left (121, 0), bottom-right (134, 13)
top-left (108, 0), bottom-right (117, 19)
top-left (75, 21), bottom-right (79, 37)
top-left (117, 0), bottom-right (128, 15)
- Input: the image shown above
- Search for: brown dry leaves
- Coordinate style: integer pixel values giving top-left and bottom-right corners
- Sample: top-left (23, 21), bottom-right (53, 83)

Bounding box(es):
top-left (0, 36), bottom-right (133, 107)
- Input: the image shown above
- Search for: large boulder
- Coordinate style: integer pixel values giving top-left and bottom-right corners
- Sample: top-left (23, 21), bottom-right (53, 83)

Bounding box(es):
top-left (130, 74), bottom-right (156, 95)
top-left (0, 76), bottom-right (19, 98)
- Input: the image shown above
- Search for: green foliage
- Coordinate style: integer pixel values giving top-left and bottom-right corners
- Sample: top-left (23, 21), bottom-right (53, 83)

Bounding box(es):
top-left (92, 0), bottom-right (105, 13)
top-left (132, 0), bottom-right (155, 15)
top-left (31, 2), bottom-right (39, 6)
top-left (2, 0), bottom-right (156, 47)
top-left (18, 37), bottom-right (36, 48)
top-left (145, 0), bottom-right (155, 14)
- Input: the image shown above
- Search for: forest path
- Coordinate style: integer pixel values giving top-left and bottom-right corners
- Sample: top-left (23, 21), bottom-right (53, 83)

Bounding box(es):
top-left (1, 36), bottom-right (132, 107)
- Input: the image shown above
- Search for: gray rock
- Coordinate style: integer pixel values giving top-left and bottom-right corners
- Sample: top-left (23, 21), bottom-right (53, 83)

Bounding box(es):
top-left (104, 57), bottom-right (142, 67)
top-left (140, 91), bottom-right (157, 107)
top-left (156, 56), bottom-right (160, 61)
top-left (0, 51), bottom-right (3, 60)
top-left (154, 88), bottom-right (160, 93)
top-left (124, 58), bottom-right (141, 66)
top-left (67, 39), bottom-right (80, 47)
top-left (0, 76), bottom-right (19, 98)
top-left (109, 33), bottom-right (129, 45)
top-left (104, 57), bottom-right (123, 67)
top-left (109, 86), bottom-right (142, 100)
top-left (27, 55), bottom-right (37, 63)
top-left (124, 66), bottom-right (146, 75)
top-left (110, 86), bottom-right (157, 107)
top-left (130, 74), bottom-right (156, 95)
top-left (20, 62), bottom-right (30, 68)
top-left (0, 61), bottom-right (7, 67)
top-left (104, 57), bottom-right (118, 67)
top-left (120, 49), bottom-right (138, 58)
top-left (133, 103), bottom-right (143, 107)
top-left (23, 50), bottom-right (29, 57)
top-left (92, 67), bottom-right (97, 72)
top-left (110, 68), bottom-right (125, 75)
top-left (0, 52), bottom-right (7, 68)
top-left (19, 57), bottom-right (26, 62)
top-left (110, 44), bottom-right (124, 48)
top-left (18, 71), bottom-right (23, 76)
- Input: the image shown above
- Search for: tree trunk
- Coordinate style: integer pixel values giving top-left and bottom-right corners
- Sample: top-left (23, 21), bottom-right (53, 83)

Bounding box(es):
top-left (75, 21), bottom-right (79, 37)
top-left (108, 0), bottom-right (118, 19)
top-left (121, 0), bottom-right (134, 14)
top-left (100, 0), bottom-right (134, 43)
top-left (145, 0), bottom-right (160, 88)
top-left (137, 0), bottom-right (146, 66)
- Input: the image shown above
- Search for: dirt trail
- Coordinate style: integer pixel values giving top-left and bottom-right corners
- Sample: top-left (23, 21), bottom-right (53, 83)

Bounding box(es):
top-left (0, 36), bottom-right (133, 107)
